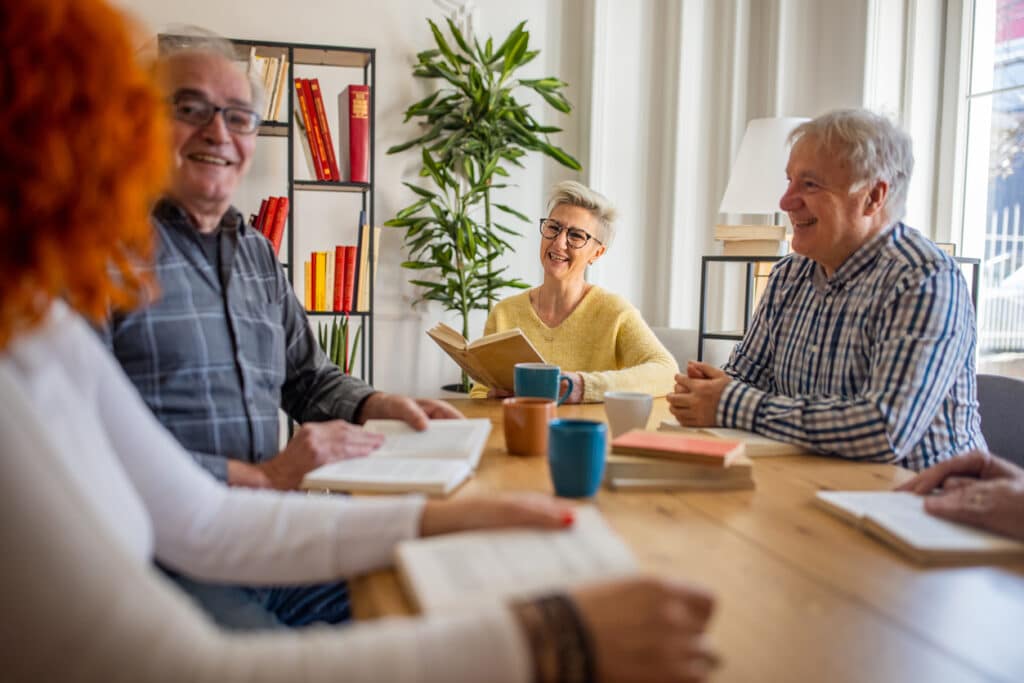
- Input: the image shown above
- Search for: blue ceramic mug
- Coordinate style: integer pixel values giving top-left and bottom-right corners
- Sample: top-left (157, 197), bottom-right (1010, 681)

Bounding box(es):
top-left (547, 419), bottom-right (607, 498)
top-left (515, 362), bottom-right (573, 405)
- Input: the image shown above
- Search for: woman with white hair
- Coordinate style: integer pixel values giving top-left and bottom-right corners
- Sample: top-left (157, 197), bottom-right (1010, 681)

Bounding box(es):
top-left (471, 181), bottom-right (677, 402)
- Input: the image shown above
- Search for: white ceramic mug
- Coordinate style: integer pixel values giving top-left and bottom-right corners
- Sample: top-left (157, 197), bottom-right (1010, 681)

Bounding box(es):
top-left (603, 391), bottom-right (654, 438)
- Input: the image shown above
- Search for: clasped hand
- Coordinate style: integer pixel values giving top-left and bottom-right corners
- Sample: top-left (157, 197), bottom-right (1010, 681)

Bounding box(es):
top-left (666, 361), bottom-right (730, 427)
top-left (897, 450), bottom-right (1024, 542)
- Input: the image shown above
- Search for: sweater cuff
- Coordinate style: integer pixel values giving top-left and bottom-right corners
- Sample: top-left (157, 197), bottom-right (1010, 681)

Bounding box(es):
top-left (716, 380), bottom-right (764, 431)
top-left (578, 372), bottom-right (605, 403)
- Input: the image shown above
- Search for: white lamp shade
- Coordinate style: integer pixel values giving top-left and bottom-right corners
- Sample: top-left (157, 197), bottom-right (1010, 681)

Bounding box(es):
top-left (719, 117), bottom-right (810, 215)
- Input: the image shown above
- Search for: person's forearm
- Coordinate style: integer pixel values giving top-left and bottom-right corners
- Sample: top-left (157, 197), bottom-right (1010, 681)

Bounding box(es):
top-left (226, 459), bottom-right (272, 488)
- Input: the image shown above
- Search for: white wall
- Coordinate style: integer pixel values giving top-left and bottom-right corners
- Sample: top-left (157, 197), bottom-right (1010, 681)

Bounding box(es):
top-left (115, 0), bottom-right (949, 393)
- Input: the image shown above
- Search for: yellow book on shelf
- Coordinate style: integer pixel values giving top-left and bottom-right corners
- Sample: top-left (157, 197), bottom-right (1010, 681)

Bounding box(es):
top-left (355, 223), bottom-right (381, 313)
top-left (425, 322), bottom-right (544, 394)
top-left (303, 260), bottom-right (312, 310)
top-left (315, 251), bottom-right (327, 311)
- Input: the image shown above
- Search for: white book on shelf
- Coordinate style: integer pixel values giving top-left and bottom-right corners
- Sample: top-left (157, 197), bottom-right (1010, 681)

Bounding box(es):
top-left (396, 506), bottom-right (637, 614)
top-left (300, 418), bottom-right (492, 496)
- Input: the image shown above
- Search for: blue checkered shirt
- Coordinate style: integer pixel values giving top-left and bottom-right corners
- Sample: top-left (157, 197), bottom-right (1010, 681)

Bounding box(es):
top-left (101, 199), bottom-right (375, 481)
top-left (719, 222), bottom-right (986, 471)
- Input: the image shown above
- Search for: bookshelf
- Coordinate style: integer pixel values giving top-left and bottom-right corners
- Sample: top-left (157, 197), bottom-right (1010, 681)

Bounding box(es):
top-left (158, 34), bottom-right (377, 384)
top-left (697, 255), bottom-right (981, 362)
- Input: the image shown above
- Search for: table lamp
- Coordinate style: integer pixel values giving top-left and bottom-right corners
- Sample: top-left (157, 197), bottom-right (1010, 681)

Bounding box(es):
top-left (717, 116), bottom-right (809, 256)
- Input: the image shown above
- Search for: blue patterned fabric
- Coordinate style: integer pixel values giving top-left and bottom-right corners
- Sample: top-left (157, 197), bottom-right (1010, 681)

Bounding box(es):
top-left (719, 223), bottom-right (986, 471)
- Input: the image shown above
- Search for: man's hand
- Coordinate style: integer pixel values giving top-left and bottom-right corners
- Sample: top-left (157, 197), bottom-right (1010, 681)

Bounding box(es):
top-left (256, 420), bottom-right (385, 490)
top-left (419, 492), bottom-right (575, 536)
top-left (895, 449), bottom-right (1024, 542)
top-left (666, 362), bottom-right (729, 427)
top-left (357, 392), bottom-right (464, 430)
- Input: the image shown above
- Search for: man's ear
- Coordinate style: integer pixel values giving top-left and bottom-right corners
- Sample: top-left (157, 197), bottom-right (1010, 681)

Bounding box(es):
top-left (864, 180), bottom-right (889, 216)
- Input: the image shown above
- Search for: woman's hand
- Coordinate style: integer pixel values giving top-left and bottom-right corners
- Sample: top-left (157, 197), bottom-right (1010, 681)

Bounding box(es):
top-left (897, 450), bottom-right (1024, 542)
top-left (487, 387), bottom-right (514, 399)
top-left (419, 492), bottom-right (575, 537)
top-left (571, 577), bottom-right (719, 683)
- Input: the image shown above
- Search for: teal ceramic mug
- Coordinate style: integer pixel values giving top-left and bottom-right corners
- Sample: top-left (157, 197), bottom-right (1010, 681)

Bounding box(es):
top-left (547, 418), bottom-right (607, 497)
top-left (514, 362), bottom-right (573, 405)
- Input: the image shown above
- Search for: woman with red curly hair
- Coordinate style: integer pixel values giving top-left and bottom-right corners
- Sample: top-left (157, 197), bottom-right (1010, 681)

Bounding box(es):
top-left (0, 1), bottom-right (720, 681)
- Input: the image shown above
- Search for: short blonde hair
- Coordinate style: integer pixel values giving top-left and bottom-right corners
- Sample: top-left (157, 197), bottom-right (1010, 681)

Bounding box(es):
top-left (547, 180), bottom-right (618, 247)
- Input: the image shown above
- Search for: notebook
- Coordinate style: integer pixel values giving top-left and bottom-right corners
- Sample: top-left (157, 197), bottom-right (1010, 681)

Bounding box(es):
top-left (815, 490), bottom-right (1024, 565)
top-left (610, 430), bottom-right (745, 467)
top-left (658, 419), bottom-right (807, 457)
top-left (300, 418), bottom-right (492, 496)
top-left (395, 506), bottom-right (637, 614)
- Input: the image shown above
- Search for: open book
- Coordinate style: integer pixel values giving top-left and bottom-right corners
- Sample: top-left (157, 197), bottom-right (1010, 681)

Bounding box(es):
top-left (426, 322), bottom-right (544, 393)
top-left (815, 491), bottom-right (1024, 565)
top-left (658, 419), bottom-right (807, 457)
top-left (300, 418), bottom-right (492, 496)
top-left (396, 506), bottom-right (637, 614)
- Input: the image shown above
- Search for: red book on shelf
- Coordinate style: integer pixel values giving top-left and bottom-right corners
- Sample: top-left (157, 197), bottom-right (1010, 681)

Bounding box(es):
top-left (295, 78), bottom-right (329, 180)
top-left (338, 85), bottom-right (369, 183)
top-left (260, 196), bottom-right (279, 239)
top-left (339, 245), bottom-right (352, 313)
top-left (254, 198), bottom-right (270, 235)
top-left (342, 245), bottom-right (357, 312)
top-left (267, 196), bottom-right (288, 256)
top-left (310, 78), bottom-right (340, 182)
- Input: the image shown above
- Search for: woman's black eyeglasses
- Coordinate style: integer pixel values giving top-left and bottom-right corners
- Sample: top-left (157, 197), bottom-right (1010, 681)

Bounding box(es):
top-left (538, 218), bottom-right (603, 249)
top-left (170, 94), bottom-right (261, 135)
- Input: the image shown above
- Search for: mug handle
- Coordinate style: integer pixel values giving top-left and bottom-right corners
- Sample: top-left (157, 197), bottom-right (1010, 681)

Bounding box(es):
top-left (557, 374), bottom-right (574, 405)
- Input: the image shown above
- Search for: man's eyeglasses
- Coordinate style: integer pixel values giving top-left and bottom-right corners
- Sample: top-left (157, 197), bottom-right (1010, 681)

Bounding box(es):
top-left (538, 218), bottom-right (603, 249)
top-left (170, 94), bottom-right (261, 135)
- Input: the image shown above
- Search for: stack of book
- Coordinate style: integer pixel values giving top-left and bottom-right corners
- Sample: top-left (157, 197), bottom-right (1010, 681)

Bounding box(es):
top-left (606, 430), bottom-right (754, 491)
top-left (250, 196), bottom-right (289, 255)
top-left (246, 49), bottom-right (289, 122)
top-left (713, 224), bottom-right (788, 256)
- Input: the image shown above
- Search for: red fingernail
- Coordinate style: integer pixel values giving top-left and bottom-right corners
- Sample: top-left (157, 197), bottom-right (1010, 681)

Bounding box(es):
top-left (561, 510), bottom-right (575, 527)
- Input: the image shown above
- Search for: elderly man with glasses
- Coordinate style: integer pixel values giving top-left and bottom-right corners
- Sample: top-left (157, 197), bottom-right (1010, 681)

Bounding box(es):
top-left (100, 34), bottom-right (461, 629)
top-left (469, 181), bottom-right (677, 402)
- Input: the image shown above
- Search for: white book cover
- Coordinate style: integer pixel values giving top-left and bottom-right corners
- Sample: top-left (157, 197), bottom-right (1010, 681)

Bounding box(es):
top-left (396, 507), bottom-right (637, 614)
top-left (300, 418), bottom-right (492, 496)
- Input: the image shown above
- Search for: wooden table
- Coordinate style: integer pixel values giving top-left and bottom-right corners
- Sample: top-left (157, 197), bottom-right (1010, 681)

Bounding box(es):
top-left (351, 400), bottom-right (1024, 682)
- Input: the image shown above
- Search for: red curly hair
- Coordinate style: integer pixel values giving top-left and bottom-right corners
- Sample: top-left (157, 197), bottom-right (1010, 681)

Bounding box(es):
top-left (0, 0), bottom-right (169, 349)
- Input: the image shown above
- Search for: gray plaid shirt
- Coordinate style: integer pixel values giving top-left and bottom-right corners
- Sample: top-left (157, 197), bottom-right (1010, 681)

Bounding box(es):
top-left (101, 199), bottom-right (375, 481)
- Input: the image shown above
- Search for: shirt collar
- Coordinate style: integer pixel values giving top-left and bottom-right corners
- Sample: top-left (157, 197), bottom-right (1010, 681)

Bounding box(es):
top-left (811, 222), bottom-right (897, 293)
top-left (153, 197), bottom-right (245, 236)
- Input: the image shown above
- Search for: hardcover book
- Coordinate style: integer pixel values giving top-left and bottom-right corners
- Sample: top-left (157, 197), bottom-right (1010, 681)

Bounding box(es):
top-left (610, 430), bottom-right (745, 467)
top-left (338, 84), bottom-right (370, 183)
top-left (605, 453), bottom-right (754, 491)
top-left (426, 322), bottom-right (544, 394)
top-left (815, 491), bottom-right (1024, 565)
top-left (657, 420), bottom-right (807, 457)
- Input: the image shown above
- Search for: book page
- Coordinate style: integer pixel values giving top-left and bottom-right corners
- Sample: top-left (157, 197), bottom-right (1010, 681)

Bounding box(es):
top-left (396, 507), bottom-right (637, 614)
top-left (363, 419), bottom-right (491, 467)
top-left (302, 457), bottom-right (471, 495)
top-left (816, 491), bottom-right (1024, 553)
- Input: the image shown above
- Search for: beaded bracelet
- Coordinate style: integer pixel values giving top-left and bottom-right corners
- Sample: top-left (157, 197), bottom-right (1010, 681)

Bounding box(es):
top-left (511, 593), bottom-right (596, 683)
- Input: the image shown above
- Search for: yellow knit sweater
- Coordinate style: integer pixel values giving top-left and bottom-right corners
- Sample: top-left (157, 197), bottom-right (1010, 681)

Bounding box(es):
top-left (469, 287), bottom-right (678, 402)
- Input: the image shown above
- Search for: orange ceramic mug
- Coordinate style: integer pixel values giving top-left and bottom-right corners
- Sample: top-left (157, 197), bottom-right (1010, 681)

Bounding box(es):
top-left (503, 397), bottom-right (557, 456)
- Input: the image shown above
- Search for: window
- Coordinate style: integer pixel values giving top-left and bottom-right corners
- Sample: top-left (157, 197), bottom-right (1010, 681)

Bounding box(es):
top-left (960, 0), bottom-right (1024, 377)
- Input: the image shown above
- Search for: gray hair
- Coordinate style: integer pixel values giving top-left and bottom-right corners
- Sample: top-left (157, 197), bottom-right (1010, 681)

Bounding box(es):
top-left (156, 26), bottom-right (264, 113)
top-left (789, 109), bottom-right (914, 222)
top-left (547, 180), bottom-right (618, 247)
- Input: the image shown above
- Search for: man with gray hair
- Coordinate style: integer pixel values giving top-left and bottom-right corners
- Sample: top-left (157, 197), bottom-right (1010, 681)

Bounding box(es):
top-left (103, 34), bottom-right (461, 629)
top-left (668, 108), bottom-right (986, 471)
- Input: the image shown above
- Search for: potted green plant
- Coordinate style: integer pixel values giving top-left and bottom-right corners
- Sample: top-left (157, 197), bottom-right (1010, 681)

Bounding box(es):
top-left (386, 18), bottom-right (581, 392)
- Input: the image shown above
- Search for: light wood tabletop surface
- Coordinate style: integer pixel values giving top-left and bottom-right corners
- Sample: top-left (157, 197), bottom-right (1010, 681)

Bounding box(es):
top-left (350, 399), bottom-right (1024, 683)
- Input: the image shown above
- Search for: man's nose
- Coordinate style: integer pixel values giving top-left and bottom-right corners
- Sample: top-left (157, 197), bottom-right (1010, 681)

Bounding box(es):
top-left (779, 185), bottom-right (801, 212)
top-left (201, 110), bottom-right (232, 143)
